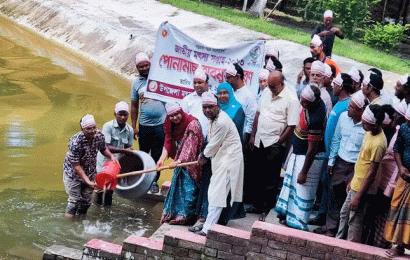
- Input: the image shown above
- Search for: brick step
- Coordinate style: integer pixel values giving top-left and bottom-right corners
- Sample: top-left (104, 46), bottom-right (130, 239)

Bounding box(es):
top-left (83, 239), bottom-right (122, 260)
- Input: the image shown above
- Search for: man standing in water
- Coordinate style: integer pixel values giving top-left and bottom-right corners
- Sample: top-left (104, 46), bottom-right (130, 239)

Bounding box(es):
top-left (131, 52), bottom-right (166, 193)
top-left (95, 101), bottom-right (134, 206)
top-left (63, 114), bottom-right (119, 218)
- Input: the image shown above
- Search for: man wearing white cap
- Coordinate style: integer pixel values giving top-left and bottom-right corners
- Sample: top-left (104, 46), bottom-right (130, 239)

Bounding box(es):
top-left (310, 61), bottom-right (333, 117)
top-left (348, 67), bottom-right (363, 92)
top-left (63, 114), bottom-right (119, 218)
top-left (181, 65), bottom-right (210, 138)
top-left (225, 63), bottom-right (257, 146)
top-left (336, 104), bottom-right (387, 242)
top-left (312, 10), bottom-right (344, 57)
top-left (256, 68), bottom-right (270, 104)
top-left (310, 35), bottom-right (341, 76)
top-left (95, 101), bottom-right (134, 206)
top-left (131, 52), bottom-right (166, 193)
top-left (394, 74), bottom-right (410, 103)
top-left (196, 92), bottom-right (244, 235)
top-left (314, 91), bottom-right (367, 237)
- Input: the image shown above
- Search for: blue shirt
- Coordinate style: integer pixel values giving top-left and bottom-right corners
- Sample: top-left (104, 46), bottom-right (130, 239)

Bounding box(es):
top-left (324, 98), bottom-right (350, 157)
top-left (328, 111), bottom-right (365, 166)
top-left (131, 76), bottom-right (166, 126)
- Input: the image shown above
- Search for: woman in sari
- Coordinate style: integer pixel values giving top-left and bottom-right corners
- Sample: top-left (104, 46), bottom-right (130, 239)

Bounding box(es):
top-left (275, 84), bottom-right (327, 231)
top-left (385, 101), bottom-right (410, 257)
top-left (157, 102), bottom-right (204, 225)
top-left (216, 82), bottom-right (245, 143)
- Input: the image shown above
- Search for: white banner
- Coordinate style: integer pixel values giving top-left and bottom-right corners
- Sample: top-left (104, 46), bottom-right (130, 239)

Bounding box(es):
top-left (145, 22), bottom-right (265, 103)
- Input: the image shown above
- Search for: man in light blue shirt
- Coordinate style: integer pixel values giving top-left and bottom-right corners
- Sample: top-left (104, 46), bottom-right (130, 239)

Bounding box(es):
top-left (96, 101), bottom-right (134, 206)
top-left (314, 92), bottom-right (366, 236)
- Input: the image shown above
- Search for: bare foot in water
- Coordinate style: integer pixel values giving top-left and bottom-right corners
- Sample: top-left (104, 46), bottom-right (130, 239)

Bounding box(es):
top-left (385, 245), bottom-right (405, 258)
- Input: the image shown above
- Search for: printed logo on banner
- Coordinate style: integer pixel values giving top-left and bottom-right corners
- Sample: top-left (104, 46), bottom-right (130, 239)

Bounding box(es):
top-left (145, 22), bottom-right (265, 103)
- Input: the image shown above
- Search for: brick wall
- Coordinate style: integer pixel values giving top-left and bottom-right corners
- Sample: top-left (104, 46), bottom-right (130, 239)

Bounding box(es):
top-left (44, 221), bottom-right (410, 260)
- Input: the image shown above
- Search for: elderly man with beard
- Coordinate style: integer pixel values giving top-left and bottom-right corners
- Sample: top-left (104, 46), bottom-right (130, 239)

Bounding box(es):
top-left (131, 52), bottom-right (166, 193)
top-left (196, 92), bottom-right (244, 236)
top-left (63, 114), bottom-right (119, 218)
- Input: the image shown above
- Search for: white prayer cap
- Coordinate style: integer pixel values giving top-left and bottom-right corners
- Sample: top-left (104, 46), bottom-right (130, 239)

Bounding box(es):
top-left (324, 63), bottom-right (332, 78)
top-left (266, 59), bottom-right (276, 72)
top-left (405, 103), bottom-right (410, 121)
top-left (266, 47), bottom-right (279, 60)
top-left (81, 114), bottom-right (96, 129)
top-left (311, 61), bottom-right (325, 75)
top-left (225, 63), bottom-right (237, 77)
top-left (194, 66), bottom-right (207, 81)
top-left (362, 106), bottom-right (377, 124)
top-left (301, 85), bottom-right (316, 102)
top-left (311, 35), bottom-right (323, 47)
top-left (395, 99), bottom-right (408, 117)
top-left (135, 52), bottom-right (150, 65)
top-left (351, 91), bottom-right (366, 108)
top-left (324, 10), bottom-right (333, 18)
top-left (115, 101), bottom-right (129, 114)
top-left (382, 113), bottom-right (391, 125)
top-left (332, 73), bottom-right (343, 86)
top-left (165, 102), bottom-right (181, 115)
top-left (259, 68), bottom-right (270, 80)
top-left (348, 67), bottom-right (361, 83)
top-left (202, 92), bottom-right (218, 105)
top-left (399, 74), bottom-right (409, 85)
top-left (362, 75), bottom-right (371, 87)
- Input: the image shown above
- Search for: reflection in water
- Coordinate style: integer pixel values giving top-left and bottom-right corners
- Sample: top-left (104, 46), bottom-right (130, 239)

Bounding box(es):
top-left (0, 18), bottom-right (162, 258)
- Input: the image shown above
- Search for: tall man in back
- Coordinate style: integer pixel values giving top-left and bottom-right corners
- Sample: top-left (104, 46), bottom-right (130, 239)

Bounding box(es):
top-left (131, 52), bottom-right (166, 193)
top-left (312, 10), bottom-right (344, 58)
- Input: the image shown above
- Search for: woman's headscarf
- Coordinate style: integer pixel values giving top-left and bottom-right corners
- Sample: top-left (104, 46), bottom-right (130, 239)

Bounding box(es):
top-left (217, 82), bottom-right (243, 119)
top-left (163, 106), bottom-right (197, 159)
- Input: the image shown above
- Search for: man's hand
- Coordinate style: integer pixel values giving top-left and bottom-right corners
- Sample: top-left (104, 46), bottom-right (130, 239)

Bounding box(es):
top-left (349, 193), bottom-right (360, 211)
top-left (169, 161), bottom-right (179, 169)
top-left (156, 158), bottom-right (165, 168)
top-left (249, 135), bottom-right (255, 151)
top-left (133, 127), bottom-right (139, 140)
top-left (327, 166), bottom-right (333, 175)
top-left (297, 70), bottom-right (304, 84)
top-left (87, 180), bottom-right (99, 190)
top-left (297, 171), bottom-right (307, 184)
top-left (110, 156), bottom-right (120, 166)
top-left (346, 182), bottom-right (351, 193)
top-left (399, 166), bottom-right (410, 181)
top-left (198, 153), bottom-right (207, 166)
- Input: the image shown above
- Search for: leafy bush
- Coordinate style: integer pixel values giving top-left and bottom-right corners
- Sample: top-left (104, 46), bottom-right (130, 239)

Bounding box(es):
top-left (297, 0), bottom-right (380, 38)
top-left (364, 23), bottom-right (410, 52)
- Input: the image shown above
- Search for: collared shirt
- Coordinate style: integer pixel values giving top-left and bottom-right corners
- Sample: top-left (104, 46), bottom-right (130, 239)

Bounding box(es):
top-left (328, 112), bottom-right (365, 166)
top-left (181, 91), bottom-right (209, 138)
top-left (350, 131), bottom-right (387, 194)
top-left (96, 119), bottom-right (134, 171)
top-left (234, 86), bottom-right (257, 135)
top-left (63, 131), bottom-right (106, 182)
top-left (255, 86), bottom-right (300, 148)
top-left (130, 76), bottom-right (166, 126)
top-left (324, 98), bottom-right (350, 157)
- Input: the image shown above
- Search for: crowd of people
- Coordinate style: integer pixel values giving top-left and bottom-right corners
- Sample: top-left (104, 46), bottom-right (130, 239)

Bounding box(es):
top-left (62, 9), bottom-right (410, 258)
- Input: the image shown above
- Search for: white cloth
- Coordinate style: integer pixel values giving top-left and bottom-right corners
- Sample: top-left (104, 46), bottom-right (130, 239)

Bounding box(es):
top-left (114, 101), bottom-right (129, 114)
top-left (135, 52), bottom-right (149, 65)
top-left (255, 87), bottom-right (300, 148)
top-left (348, 67), bottom-right (360, 83)
top-left (311, 35), bottom-right (323, 47)
top-left (202, 206), bottom-right (223, 234)
top-left (194, 66), bottom-right (207, 81)
top-left (181, 92), bottom-right (209, 138)
top-left (81, 114), bottom-right (96, 128)
top-left (380, 89), bottom-right (394, 106)
top-left (201, 92), bottom-right (217, 105)
top-left (165, 102), bottom-right (181, 115)
top-left (324, 10), bottom-right (333, 18)
top-left (204, 110), bottom-right (244, 208)
top-left (234, 86), bottom-right (257, 135)
top-left (320, 87), bottom-right (333, 118)
top-left (259, 69), bottom-right (270, 80)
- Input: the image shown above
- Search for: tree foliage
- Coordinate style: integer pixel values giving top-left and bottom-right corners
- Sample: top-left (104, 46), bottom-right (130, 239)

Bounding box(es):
top-left (364, 23), bottom-right (410, 52)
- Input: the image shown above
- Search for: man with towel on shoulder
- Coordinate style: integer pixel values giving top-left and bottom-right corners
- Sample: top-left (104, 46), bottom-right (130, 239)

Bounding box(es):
top-left (63, 114), bottom-right (119, 218)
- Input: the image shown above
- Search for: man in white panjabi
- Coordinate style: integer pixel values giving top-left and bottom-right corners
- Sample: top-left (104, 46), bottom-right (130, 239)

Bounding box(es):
top-left (197, 92), bottom-right (244, 235)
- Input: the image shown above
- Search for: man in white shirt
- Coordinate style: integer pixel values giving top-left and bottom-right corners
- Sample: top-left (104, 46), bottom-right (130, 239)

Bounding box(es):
top-left (249, 71), bottom-right (300, 220)
top-left (181, 66), bottom-right (210, 138)
top-left (310, 61), bottom-right (333, 117)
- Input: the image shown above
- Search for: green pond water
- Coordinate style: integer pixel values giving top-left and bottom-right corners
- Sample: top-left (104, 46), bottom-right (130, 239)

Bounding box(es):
top-left (0, 18), bottom-right (161, 259)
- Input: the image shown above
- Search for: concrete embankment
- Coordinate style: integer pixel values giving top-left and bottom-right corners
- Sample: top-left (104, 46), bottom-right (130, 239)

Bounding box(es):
top-left (0, 0), bottom-right (401, 87)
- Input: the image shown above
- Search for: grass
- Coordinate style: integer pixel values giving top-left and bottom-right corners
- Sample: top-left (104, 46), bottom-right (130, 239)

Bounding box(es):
top-left (160, 0), bottom-right (410, 74)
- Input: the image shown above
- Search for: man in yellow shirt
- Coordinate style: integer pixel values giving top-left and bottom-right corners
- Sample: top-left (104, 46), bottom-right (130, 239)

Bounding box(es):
top-left (336, 104), bottom-right (387, 242)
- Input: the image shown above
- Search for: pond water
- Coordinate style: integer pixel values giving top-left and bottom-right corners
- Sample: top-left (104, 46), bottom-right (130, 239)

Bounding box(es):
top-left (0, 18), bottom-right (162, 259)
